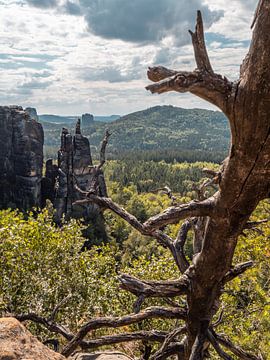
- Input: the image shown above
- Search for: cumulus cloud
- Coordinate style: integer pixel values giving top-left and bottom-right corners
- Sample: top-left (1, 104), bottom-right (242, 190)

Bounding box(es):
top-left (25, 0), bottom-right (223, 46)
top-left (83, 0), bottom-right (223, 46)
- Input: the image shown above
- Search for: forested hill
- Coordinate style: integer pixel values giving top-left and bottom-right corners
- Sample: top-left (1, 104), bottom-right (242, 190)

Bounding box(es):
top-left (44, 105), bottom-right (230, 162)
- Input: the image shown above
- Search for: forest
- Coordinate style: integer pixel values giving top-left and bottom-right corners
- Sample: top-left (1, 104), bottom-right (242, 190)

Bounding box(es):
top-left (0, 161), bottom-right (269, 358)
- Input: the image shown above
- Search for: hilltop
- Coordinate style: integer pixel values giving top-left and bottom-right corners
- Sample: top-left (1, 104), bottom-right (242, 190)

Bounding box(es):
top-left (43, 105), bottom-right (230, 162)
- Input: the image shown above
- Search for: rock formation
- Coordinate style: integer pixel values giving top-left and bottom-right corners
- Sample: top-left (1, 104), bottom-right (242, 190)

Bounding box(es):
top-left (0, 106), bottom-right (43, 210)
top-left (82, 113), bottom-right (94, 127)
top-left (25, 107), bottom-right (39, 122)
top-left (0, 317), bottom-right (65, 360)
top-left (42, 119), bottom-right (107, 245)
top-left (0, 107), bottom-right (107, 245)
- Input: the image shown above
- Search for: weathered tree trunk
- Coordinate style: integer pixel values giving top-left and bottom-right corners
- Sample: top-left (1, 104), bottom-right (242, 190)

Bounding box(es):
top-left (145, 2), bottom-right (270, 358)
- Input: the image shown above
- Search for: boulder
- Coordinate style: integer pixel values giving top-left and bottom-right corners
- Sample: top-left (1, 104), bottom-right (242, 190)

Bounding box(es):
top-left (0, 317), bottom-right (65, 360)
top-left (71, 352), bottom-right (133, 360)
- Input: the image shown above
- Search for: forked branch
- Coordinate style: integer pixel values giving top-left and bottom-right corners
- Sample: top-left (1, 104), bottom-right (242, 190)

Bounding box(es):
top-left (223, 261), bottom-right (254, 284)
top-left (213, 331), bottom-right (262, 360)
top-left (146, 11), bottom-right (233, 114)
top-left (119, 273), bottom-right (189, 299)
top-left (61, 306), bottom-right (187, 357)
top-left (189, 11), bottom-right (213, 73)
top-left (143, 197), bottom-right (215, 230)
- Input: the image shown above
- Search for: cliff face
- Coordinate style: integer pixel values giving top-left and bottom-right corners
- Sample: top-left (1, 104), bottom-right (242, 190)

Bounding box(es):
top-left (0, 106), bottom-right (44, 210)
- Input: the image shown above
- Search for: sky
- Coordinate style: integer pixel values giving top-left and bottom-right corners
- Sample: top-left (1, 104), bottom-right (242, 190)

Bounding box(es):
top-left (0, 0), bottom-right (258, 116)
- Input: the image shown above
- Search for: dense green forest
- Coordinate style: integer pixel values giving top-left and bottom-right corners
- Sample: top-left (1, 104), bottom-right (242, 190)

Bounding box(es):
top-left (43, 106), bottom-right (229, 163)
top-left (0, 161), bottom-right (269, 358)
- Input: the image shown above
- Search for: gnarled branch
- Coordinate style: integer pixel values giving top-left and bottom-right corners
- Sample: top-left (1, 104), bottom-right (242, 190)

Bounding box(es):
top-left (213, 331), bottom-right (262, 360)
top-left (98, 129), bottom-right (111, 169)
top-left (80, 330), bottom-right (168, 349)
top-left (154, 342), bottom-right (185, 360)
top-left (146, 11), bottom-right (233, 114)
top-left (14, 313), bottom-right (73, 341)
top-left (173, 220), bottom-right (192, 273)
top-left (150, 327), bottom-right (186, 360)
top-left (189, 11), bottom-right (213, 73)
top-left (61, 306), bottom-right (187, 357)
top-left (74, 190), bottom-right (207, 273)
top-left (207, 329), bottom-right (233, 360)
top-left (143, 197), bottom-right (215, 230)
top-left (119, 273), bottom-right (189, 299)
top-left (223, 261), bottom-right (254, 284)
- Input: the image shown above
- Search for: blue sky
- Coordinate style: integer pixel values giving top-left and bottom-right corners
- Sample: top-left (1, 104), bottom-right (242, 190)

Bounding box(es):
top-left (0, 0), bottom-right (257, 115)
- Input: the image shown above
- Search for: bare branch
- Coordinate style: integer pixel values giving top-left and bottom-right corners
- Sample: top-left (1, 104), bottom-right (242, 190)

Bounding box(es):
top-left (74, 190), bottom-right (192, 273)
top-left (74, 192), bottom-right (147, 234)
top-left (212, 308), bottom-right (224, 328)
top-left (12, 314), bottom-right (168, 353)
top-left (143, 197), bottom-right (215, 230)
top-left (133, 294), bottom-right (145, 314)
top-left (244, 219), bottom-right (269, 235)
top-left (98, 129), bottom-right (111, 169)
top-left (189, 10), bottom-right (213, 73)
top-left (146, 70), bottom-right (232, 113)
top-left (223, 261), bottom-right (254, 284)
top-left (61, 307), bottom-right (187, 357)
top-left (152, 186), bottom-right (178, 205)
top-left (207, 330), bottom-right (233, 360)
top-left (146, 11), bottom-right (233, 113)
top-left (119, 273), bottom-right (189, 299)
top-left (13, 313), bottom-right (73, 341)
top-left (214, 331), bottom-right (262, 360)
top-left (48, 294), bottom-right (72, 322)
top-left (80, 330), bottom-right (168, 350)
top-left (147, 66), bottom-right (179, 83)
top-left (173, 220), bottom-right (192, 272)
top-left (150, 327), bottom-right (186, 360)
top-left (202, 168), bottom-right (219, 178)
top-left (154, 342), bottom-right (185, 360)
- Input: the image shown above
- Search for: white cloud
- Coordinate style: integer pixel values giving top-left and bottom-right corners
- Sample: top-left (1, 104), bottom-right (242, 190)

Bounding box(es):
top-left (0, 0), bottom-right (258, 115)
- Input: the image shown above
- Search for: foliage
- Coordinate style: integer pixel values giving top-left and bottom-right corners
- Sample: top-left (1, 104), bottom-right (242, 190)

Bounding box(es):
top-left (0, 208), bottom-right (178, 348)
top-left (0, 169), bottom-right (269, 357)
top-left (216, 201), bottom-right (270, 358)
top-left (105, 160), bottom-right (219, 195)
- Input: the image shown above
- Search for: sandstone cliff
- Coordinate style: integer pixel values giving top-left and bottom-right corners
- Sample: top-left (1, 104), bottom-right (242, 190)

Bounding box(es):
top-left (0, 106), bottom-right (43, 210)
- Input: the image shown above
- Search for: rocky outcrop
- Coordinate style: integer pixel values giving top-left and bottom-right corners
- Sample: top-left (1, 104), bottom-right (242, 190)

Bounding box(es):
top-left (0, 106), bottom-right (43, 210)
top-left (0, 317), bottom-right (65, 360)
top-left (25, 107), bottom-right (39, 122)
top-left (42, 119), bottom-right (107, 245)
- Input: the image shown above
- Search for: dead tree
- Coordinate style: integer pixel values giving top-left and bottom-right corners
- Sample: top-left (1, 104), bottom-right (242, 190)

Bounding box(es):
top-left (12, 2), bottom-right (270, 359)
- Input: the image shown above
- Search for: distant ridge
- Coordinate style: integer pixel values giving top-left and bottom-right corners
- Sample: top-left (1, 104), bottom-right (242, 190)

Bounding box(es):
top-left (39, 114), bottom-right (120, 124)
top-left (43, 105), bottom-right (230, 162)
